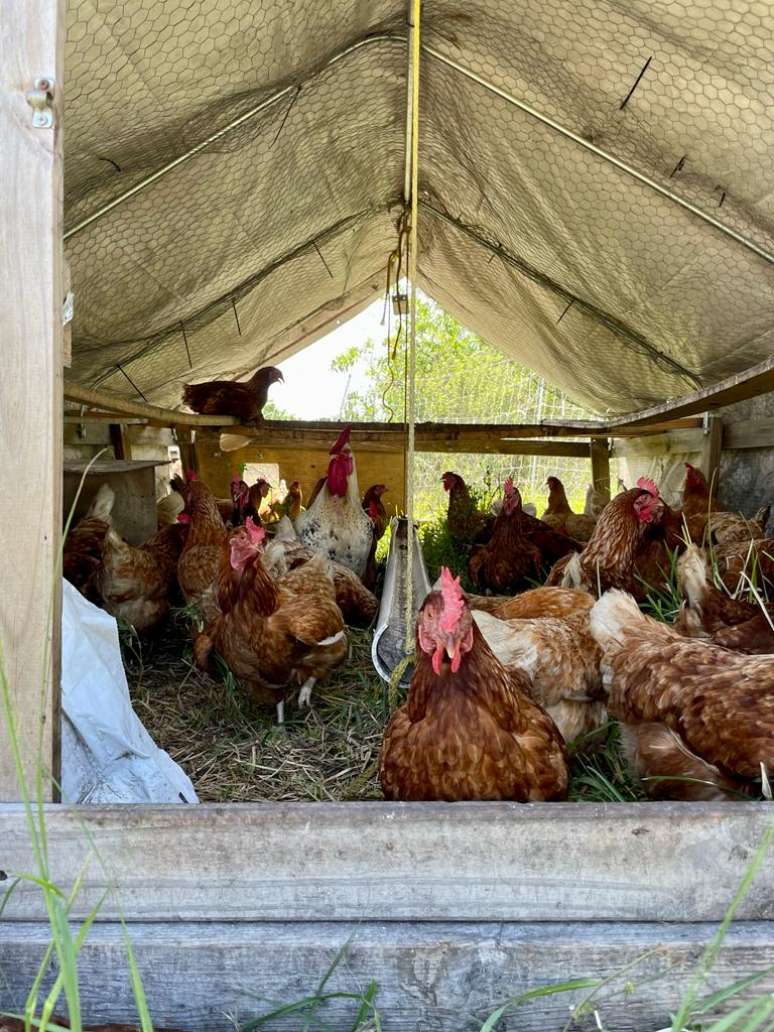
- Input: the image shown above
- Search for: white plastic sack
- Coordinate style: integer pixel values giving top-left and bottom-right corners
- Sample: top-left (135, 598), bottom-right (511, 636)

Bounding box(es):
top-left (61, 579), bottom-right (198, 804)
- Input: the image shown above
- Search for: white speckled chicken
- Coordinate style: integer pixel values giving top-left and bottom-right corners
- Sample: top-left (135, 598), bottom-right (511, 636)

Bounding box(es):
top-left (295, 427), bottom-right (373, 579)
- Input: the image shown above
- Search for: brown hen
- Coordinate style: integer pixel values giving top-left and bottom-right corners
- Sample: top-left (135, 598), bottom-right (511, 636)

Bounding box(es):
top-left (97, 522), bottom-right (186, 632)
top-left (195, 520), bottom-right (347, 721)
top-left (541, 476), bottom-right (597, 542)
top-left (468, 478), bottom-right (542, 594)
top-left (62, 483), bottom-right (115, 599)
top-left (442, 471), bottom-right (493, 547)
top-left (379, 569), bottom-right (568, 802)
top-left (176, 476), bottom-right (228, 624)
top-left (591, 589), bottom-right (774, 800)
top-left (183, 365), bottom-right (283, 425)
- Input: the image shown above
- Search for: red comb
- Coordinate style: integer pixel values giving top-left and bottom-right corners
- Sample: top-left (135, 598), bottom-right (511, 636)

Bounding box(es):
top-left (330, 426), bottom-right (352, 454)
top-left (231, 472), bottom-right (241, 484)
top-left (176, 513), bottom-right (191, 524)
top-left (636, 476), bottom-right (659, 497)
top-left (438, 567), bottom-right (465, 633)
top-left (185, 469), bottom-right (199, 482)
top-left (504, 476), bottom-right (514, 495)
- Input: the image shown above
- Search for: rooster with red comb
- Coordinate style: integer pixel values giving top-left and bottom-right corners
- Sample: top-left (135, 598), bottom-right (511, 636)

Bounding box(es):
top-left (295, 426), bottom-right (374, 579)
top-left (379, 567), bottom-right (568, 801)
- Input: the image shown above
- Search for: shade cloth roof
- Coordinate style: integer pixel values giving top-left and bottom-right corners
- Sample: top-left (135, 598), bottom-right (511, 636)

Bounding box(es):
top-left (64, 0), bottom-right (774, 415)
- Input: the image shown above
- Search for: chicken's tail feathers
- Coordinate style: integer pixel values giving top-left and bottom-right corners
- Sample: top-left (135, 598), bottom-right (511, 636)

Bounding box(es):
top-left (86, 483), bottom-right (115, 522)
top-left (219, 433), bottom-right (251, 453)
top-left (560, 550), bottom-right (584, 589)
top-left (589, 589), bottom-right (644, 650)
top-left (677, 544), bottom-right (708, 609)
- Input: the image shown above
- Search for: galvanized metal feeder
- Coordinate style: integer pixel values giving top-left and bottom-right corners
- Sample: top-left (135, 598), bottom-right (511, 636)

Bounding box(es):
top-left (371, 515), bottom-right (432, 689)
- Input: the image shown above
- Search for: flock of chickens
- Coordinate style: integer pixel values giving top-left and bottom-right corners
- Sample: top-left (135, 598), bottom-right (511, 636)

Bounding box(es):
top-left (386, 462), bottom-right (774, 803)
top-left (63, 414), bottom-right (774, 806)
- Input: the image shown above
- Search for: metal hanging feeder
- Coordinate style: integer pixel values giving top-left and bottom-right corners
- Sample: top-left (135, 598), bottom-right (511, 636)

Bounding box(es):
top-left (371, 516), bottom-right (432, 689)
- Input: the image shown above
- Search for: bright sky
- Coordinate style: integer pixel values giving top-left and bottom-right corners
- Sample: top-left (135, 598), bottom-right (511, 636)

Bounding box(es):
top-left (275, 300), bottom-right (386, 418)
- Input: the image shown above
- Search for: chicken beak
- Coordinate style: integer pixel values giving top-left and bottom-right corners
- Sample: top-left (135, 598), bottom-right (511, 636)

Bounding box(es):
top-left (445, 636), bottom-right (462, 673)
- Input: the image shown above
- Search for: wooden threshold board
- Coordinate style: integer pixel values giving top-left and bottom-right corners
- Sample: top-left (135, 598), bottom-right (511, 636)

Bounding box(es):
top-left (1, 801), bottom-right (771, 924)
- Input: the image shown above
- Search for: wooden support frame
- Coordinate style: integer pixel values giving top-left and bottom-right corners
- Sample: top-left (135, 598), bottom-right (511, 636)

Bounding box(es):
top-left (0, 0), bottom-right (64, 801)
top-left (108, 422), bottom-right (131, 461)
top-left (589, 437), bottom-right (611, 502)
top-left (700, 414), bottom-right (723, 490)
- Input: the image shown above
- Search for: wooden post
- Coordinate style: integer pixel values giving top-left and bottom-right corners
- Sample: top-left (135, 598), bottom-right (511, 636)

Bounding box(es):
top-left (0, 0), bottom-right (64, 800)
top-left (589, 437), bottom-right (611, 503)
top-left (175, 425), bottom-right (199, 475)
top-left (700, 413), bottom-right (723, 498)
top-left (108, 422), bottom-right (131, 460)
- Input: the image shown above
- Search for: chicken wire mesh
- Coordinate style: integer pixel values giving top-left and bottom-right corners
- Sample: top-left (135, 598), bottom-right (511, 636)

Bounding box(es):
top-left (64, 0), bottom-right (774, 416)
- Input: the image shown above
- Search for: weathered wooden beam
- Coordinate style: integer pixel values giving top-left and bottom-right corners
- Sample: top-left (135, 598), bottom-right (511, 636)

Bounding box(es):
top-left (1, 802), bottom-right (772, 923)
top-left (724, 417), bottom-right (774, 451)
top-left (229, 428), bottom-right (592, 457)
top-left (610, 428), bottom-right (705, 459)
top-left (0, 0), bottom-right (64, 801)
top-left (63, 383), bottom-right (240, 425)
top-left (223, 418), bottom-right (703, 441)
top-left (64, 383), bottom-right (705, 438)
top-left (3, 920), bottom-right (774, 1032)
top-left (610, 355), bottom-right (774, 428)
top-left (174, 425), bottom-right (198, 474)
top-left (589, 438), bottom-right (611, 502)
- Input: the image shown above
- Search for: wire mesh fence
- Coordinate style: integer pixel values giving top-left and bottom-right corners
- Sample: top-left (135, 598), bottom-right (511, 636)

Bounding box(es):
top-left (408, 357), bottom-right (602, 517)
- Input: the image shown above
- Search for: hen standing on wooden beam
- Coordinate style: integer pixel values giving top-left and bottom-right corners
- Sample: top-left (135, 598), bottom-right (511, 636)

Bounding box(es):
top-left (182, 365), bottom-right (284, 426)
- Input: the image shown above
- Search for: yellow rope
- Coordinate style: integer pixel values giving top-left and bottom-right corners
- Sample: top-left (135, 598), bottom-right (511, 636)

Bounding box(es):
top-left (404, 0), bottom-right (421, 655)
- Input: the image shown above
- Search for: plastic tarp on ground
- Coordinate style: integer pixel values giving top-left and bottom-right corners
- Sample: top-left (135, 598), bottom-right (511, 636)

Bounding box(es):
top-left (64, 1), bottom-right (774, 416)
top-left (61, 579), bottom-right (198, 804)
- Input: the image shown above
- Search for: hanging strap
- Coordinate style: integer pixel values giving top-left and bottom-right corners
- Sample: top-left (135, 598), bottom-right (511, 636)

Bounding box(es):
top-left (404, 0), bottom-right (421, 654)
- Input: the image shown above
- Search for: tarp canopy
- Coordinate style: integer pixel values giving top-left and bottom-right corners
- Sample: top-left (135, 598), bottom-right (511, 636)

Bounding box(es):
top-left (64, 1), bottom-right (774, 416)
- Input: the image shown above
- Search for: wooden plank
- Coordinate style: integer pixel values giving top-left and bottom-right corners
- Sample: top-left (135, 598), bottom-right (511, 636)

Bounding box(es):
top-left (700, 414), bottom-right (723, 490)
top-left (724, 417), bottom-right (774, 451)
top-left (64, 383), bottom-right (241, 425)
top-left (589, 438), bottom-right (611, 502)
top-left (220, 430), bottom-right (592, 457)
top-left (1, 802), bottom-right (772, 923)
top-left (108, 422), bottom-right (130, 460)
top-left (0, 0), bottom-right (64, 801)
top-left (3, 921), bottom-right (774, 1032)
top-left (610, 356), bottom-right (774, 428)
top-left (225, 418), bottom-right (703, 442)
top-left (611, 428), bottom-right (705, 459)
top-left (64, 383), bottom-right (705, 437)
